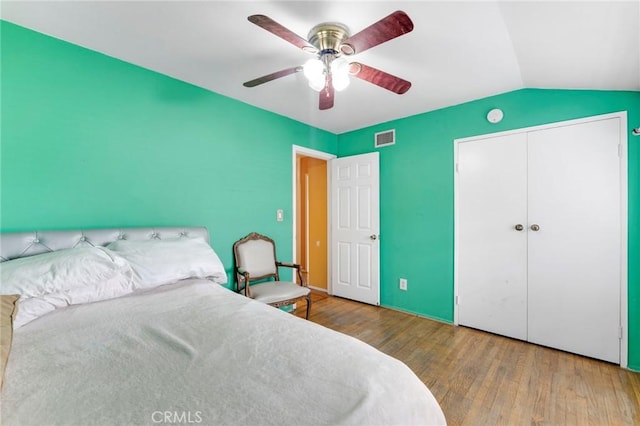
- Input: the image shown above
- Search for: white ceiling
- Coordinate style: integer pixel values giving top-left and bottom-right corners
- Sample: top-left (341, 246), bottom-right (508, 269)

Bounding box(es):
top-left (2, 1), bottom-right (639, 134)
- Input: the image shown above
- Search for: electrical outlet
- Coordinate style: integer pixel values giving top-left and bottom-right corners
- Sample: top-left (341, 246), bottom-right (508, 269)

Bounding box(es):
top-left (399, 278), bottom-right (407, 291)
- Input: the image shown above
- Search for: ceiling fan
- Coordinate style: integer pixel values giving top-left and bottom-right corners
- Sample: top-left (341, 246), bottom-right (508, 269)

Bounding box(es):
top-left (243, 11), bottom-right (414, 110)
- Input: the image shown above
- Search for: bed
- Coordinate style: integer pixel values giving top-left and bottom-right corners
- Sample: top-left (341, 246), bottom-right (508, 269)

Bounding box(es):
top-left (0, 227), bottom-right (446, 425)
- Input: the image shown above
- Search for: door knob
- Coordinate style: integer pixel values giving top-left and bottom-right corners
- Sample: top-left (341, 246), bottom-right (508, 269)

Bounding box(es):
top-left (514, 224), bottom-right (524, 231)
top-left (369, 235), bottom-right (378, 241)
top-left (530, 224), bottom-right (540, 231)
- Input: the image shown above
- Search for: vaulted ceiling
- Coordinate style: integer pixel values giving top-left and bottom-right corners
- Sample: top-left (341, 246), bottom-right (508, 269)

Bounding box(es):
top-left (2, 1), bottom-right (639, 134)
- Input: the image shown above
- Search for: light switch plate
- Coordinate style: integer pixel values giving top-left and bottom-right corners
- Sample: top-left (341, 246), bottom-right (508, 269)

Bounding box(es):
top-left (276, 209), bottom-right (284, 222)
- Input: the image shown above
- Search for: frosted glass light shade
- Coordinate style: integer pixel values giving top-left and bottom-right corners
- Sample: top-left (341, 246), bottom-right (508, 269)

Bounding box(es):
top-left (330, 58), bottom-right (350, 91)
top-left (303, 58), bottom-right (325, 92)
top-left (308, 77), bottom-right (326, 92)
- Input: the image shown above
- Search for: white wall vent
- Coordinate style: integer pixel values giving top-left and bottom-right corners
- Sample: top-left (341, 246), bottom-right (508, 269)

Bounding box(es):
top-left (374, 129), bottom-right (395, 148)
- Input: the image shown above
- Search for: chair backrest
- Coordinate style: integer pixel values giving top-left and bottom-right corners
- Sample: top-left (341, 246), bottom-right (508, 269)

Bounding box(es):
top-left (233, 233), bottom-right (279, 289)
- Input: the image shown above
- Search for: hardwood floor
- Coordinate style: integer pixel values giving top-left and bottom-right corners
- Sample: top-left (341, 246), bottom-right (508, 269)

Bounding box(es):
top-left (296, 291), bottom-right (640, 425)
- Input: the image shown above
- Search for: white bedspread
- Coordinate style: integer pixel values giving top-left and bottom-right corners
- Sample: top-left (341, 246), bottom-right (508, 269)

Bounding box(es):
top-left (1, 280), bottom-right (446, 425)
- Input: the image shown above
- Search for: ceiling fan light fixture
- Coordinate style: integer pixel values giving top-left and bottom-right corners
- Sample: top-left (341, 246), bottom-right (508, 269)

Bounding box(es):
top-left (244, 11), bottom-right (415, 109)
top-left (303, 58), bottom-right (325, 91)
top-left (330, 57), bottom-right (350, 91)
top-left (308, 77), bottom-right (326, 92)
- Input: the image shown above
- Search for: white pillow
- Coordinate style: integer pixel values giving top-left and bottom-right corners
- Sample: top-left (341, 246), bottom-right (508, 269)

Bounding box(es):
top-left (106, 237), bottom-right (227, 289)
top-left (0, 247), bottom-right (135, 328)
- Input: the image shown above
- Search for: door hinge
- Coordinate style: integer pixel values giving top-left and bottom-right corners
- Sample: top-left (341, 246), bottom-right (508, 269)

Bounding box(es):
top-left (455, 295), bottom-right (459, 305)
top-left (619, 326), bottom-right (623, 339)
top-left (455, 163), bottom-right (459, 173)
top-left (618, 144), bottom-right (622, 158)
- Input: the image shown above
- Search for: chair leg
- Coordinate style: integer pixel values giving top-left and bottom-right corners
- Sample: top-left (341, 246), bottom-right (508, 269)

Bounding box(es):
top-left (305, 294), bottom-right (312, 319)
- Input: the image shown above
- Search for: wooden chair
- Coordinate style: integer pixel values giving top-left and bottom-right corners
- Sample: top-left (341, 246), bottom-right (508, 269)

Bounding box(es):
top-left (233, 232), bottom-right (311, 319)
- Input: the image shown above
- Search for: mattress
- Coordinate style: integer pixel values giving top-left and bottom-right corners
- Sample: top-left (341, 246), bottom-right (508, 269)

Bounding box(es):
top-left (1, 279), bottom-right (446, 425)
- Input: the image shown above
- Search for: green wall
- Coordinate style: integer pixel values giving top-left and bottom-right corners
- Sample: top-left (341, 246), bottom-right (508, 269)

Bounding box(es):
top-left (0, 21), bottom-right (338, 282)
top-left (338, 88), bottom-right (640, 369)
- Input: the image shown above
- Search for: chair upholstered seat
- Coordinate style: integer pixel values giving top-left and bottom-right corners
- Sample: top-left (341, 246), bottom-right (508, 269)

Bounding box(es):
top-left (250, 281), bottom-right (311, 305)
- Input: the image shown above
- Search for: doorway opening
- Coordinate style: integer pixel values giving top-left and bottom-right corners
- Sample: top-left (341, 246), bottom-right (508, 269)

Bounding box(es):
top-left (292, 146), bottom-right (335, 294)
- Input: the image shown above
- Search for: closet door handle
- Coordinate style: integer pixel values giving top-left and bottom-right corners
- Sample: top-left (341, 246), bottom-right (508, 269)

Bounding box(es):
top-left (530, 224), bottom-right (540, 231)
top-left (514, 224), bottom-right (524, 231)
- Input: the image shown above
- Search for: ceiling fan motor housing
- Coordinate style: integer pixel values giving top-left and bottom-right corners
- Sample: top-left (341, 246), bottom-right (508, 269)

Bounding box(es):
top-left (307, 23), bottom-right (351, 55)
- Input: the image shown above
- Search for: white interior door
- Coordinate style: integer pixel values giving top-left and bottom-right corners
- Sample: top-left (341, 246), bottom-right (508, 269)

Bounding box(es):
top-left (457, 133), bottom-right (529, 340)
top-left (330, 152), bottom-right (380, 305)
top-left (527, 118), bottom-right (621, 363)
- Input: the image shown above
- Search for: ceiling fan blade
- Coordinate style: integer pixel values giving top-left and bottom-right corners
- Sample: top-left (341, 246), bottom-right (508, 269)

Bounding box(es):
top-left (319, 76), bottom-right (335, 110)
top-left (340, 11), bottom-right (414, 55)
top-left (349, 62), bottom-right (411, 94)
top-left (248, 15), bottom-right (318, 53)
top-left (243, 67), bottom-right (301, 87)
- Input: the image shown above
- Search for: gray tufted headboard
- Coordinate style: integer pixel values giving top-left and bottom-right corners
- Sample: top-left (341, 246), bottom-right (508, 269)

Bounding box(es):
top-left (0, 227), bottom-right (209, 262)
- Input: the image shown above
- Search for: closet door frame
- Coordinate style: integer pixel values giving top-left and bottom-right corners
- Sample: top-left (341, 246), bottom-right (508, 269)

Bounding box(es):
top-left (453, 111), bottom-right (628, 368)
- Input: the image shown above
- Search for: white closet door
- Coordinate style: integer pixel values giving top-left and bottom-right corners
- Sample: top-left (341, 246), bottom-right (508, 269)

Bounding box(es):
top-left (457, 133), bottom-right (528, 340)
top-left (527, 118), bottom-right (621, 363)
